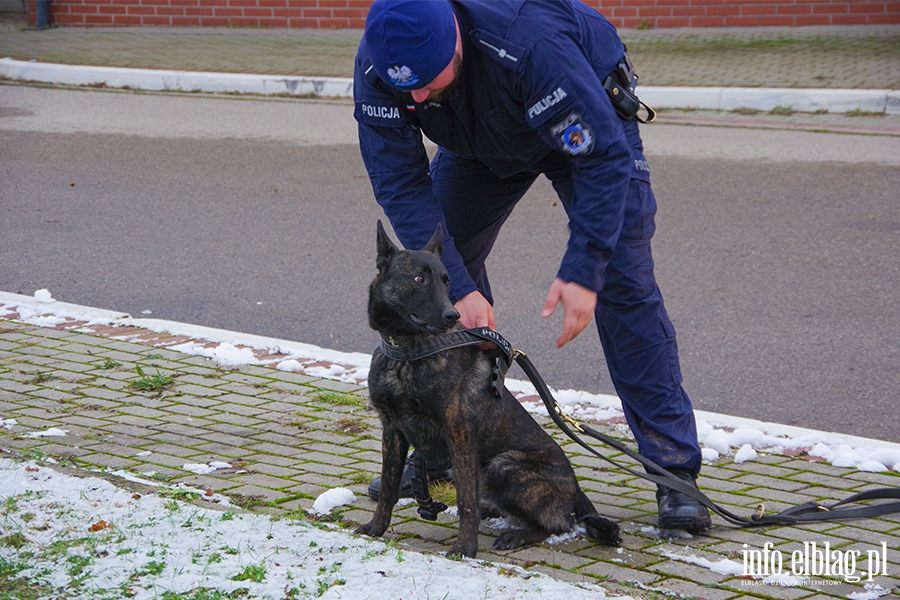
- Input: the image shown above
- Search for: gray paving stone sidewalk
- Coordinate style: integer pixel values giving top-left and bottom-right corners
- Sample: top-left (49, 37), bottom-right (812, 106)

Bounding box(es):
top-left (2, 314), bottom-right (899, 599)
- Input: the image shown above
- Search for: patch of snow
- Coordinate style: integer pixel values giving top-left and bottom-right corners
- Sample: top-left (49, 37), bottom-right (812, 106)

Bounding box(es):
top-left (34, 288), bottom-right (55, 303)
top-left (171, 341), bottom-right (259, 367)
top-left (701, 447), bottom-right (720, 462)
top-left (1, 458), bottom-right (624, 600)
top-left (762, 572), bottom-right (806, 587)
top-left (663, 551), bottom-right (745, 576)
top-left (22, 427), bottom-right (68, 438)
top-left (311, 487), bottom-right (356, 515)
top-left (849, 584), bottom-right (890, 599)
top-left (276, 358), bottom-right (304, 372)
top-left (182, 462), bottom-right (231, 475)
top-left (702, 428), bottom-right (731, 456)
top-left (734, 444), bottom-right (758, 464)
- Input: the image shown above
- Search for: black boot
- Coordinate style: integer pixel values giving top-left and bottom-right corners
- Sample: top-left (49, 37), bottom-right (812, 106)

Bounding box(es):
top-left (367, 451), bottom-right (453, 501)
top-left (656, 468), bottom-right (712, 532)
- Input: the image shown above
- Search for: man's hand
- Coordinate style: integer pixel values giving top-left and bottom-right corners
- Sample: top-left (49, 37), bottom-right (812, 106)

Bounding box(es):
top-left (541, 278), bottom-right (597, 348)
top-left (454, 290), bottom-right (496, 330)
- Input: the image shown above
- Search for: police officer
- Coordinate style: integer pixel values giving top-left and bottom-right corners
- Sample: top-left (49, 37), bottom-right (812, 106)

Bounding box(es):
top-left (355, 0), bottom-right (711, 532)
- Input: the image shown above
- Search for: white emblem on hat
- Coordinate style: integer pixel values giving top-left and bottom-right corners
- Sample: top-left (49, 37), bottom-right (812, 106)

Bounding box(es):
top-left (387, 65), bottom-right (419, 87)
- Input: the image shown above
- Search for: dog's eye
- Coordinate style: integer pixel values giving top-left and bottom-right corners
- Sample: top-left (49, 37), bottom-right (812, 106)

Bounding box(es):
top-left (414, 275), bottom-right (425, 284)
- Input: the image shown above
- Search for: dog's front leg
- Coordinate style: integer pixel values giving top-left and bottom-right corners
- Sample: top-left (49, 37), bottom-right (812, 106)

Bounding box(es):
top-left (446, 423), bottom-right (480, 558)
top-left (355, 426), bottom-right (408, 538)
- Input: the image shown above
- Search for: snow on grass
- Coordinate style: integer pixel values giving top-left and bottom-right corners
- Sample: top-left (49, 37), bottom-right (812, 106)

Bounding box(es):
top-left (0, 458), bottom-right (625, 600)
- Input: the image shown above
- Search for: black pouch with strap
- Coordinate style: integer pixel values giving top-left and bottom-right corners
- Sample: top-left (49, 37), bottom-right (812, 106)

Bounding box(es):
top-left (603, 50), bottom-right (657, 124)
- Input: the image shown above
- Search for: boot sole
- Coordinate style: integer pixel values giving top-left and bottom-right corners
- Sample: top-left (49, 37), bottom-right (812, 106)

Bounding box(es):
top-left (658, 514), bottom-right (712, 533)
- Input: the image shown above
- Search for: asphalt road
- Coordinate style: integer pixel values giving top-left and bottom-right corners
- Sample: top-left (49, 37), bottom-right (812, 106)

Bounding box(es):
top-left (2, 84), bottom-right (899, 443)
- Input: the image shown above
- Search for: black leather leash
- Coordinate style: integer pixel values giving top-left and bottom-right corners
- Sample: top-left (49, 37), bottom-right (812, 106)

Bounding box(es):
top-left (380, 328), bottom-right (900, 526)
top-left (512, 349), bottom-right (900, 526)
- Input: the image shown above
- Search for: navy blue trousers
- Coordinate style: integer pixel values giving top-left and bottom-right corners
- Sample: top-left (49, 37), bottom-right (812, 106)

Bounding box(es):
top-left (430, 145), bottom-right (702, 474)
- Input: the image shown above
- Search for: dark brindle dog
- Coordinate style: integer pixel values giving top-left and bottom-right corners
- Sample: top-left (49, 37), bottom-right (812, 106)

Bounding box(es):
top-left (354, 222), bottom-right (620, 558)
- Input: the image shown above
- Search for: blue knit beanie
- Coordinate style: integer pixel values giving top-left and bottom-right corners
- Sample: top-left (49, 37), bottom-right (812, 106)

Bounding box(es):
top-left (364, 0), bottom-right (457, 90)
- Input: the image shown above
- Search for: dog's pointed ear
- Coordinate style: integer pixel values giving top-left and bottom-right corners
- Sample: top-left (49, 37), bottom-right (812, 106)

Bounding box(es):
top-left (422, 223), bottom-right (444, 258)
top-left (376, 220), bottom-right (398, 270)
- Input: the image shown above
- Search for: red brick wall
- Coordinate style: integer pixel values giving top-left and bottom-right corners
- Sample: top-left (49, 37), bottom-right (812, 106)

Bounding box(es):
top-left (28, 0), bottom-right (900, 28)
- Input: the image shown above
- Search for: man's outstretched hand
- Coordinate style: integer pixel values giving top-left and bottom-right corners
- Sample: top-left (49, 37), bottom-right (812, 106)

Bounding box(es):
top-left (541, 278), bottom-right (597, 348)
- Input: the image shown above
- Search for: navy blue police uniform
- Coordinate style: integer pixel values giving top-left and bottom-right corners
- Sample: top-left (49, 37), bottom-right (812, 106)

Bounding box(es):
top-left (354, 0), bottom-right (702, 475)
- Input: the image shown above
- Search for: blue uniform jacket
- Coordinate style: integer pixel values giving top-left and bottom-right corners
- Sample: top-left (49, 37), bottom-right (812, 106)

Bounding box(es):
top-left (354, 0), bottom-right (650, 303)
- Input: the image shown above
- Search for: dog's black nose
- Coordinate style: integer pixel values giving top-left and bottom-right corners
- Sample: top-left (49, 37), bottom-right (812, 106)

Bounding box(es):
top-left (443, 308), bottom-right (460, 325)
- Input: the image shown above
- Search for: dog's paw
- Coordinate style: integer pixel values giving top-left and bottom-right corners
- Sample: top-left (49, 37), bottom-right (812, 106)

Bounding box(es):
top-left (581, 514), bottom-right (621, 546)
top-left (447, 542), bottom-right (478, 559)
top-left (492, 531), bottom-right (526, 550)
top-left (354, 520), bottom-right (388, 538)
top-left (492, 528), bottom-right (547, 550)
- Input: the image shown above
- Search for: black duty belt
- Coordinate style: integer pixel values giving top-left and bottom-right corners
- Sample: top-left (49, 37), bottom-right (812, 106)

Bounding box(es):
top-left (379, 328), bottom-right (900, 526)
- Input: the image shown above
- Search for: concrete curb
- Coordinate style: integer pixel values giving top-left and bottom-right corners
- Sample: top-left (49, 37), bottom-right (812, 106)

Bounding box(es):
top-left (640, 86), bottom-right (900, 115)
top-left (0, 57), bottom-right (354, 97)
top-left (3, 57), bottom-right (898, 115)
top-left (0, 291), bottom-right (372, 368)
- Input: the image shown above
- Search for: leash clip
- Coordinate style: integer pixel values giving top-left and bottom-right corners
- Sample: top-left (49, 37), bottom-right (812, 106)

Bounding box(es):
top-left (754, 503), bottom-right (766, 520)
top-left (555, 404), bottom-right (584, 433)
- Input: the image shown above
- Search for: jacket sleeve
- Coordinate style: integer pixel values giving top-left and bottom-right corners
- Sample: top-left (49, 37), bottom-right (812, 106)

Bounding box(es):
top-left (520, 34), bottom-right (634, 293)
top-left (353, 59), bottom-right (479, 303)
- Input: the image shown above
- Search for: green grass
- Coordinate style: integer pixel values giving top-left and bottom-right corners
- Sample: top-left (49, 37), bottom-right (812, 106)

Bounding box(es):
top-left (231, 563), bottom-right (266, 583)
top-left (96, 357), bottom-right (122, 370)
top-left (25, 371), bottom-right (60, 385)
top-left (0, 558), bottom-right (53, 600)
top-left (129, 365), bottom-right (174, 393)
top-left (845, 108), bottom-right (884, 117)
top-left (623, 33), bottom-right (900, 57)
top-left (0, 532), bottom-right (28, 549)
top-left (769, 105), bottom-right (795, 116)
top-left (333, 417), bottom-right (369, 434)
top-left (308, 389), bottom-right (366, 408)
top-left (429, 480), bottom-right (457, 506)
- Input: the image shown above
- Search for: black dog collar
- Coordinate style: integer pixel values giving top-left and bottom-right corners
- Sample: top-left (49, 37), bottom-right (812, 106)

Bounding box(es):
top-left (378, 328), bottom-right (515, 397)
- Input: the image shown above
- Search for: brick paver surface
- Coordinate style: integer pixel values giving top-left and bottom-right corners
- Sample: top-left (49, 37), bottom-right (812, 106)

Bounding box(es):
top-left (2, 314), bottom-right (898, 599)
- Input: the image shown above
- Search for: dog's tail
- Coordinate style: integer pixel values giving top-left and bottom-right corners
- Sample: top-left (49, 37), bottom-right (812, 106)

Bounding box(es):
top-left (575, 489), bottom-right (621, 546)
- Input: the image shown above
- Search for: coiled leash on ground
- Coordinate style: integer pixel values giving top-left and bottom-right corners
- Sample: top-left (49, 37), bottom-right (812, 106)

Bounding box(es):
top-left (380, 328), bottom-right (900, 526)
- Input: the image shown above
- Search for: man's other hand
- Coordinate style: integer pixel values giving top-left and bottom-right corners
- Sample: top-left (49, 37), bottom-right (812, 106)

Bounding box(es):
top-left (541, 278), bottom-right (597, 348)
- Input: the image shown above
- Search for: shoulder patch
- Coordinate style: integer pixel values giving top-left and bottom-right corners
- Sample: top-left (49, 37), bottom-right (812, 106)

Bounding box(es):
top-left (355, 99), bottom-right (408, 128)
top-left (524, 76), bottom-right (575, 128)
top-left (470, 29), bottom-right (526, 72)
top-left (550, 112), bottom-right (595, 156)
